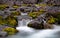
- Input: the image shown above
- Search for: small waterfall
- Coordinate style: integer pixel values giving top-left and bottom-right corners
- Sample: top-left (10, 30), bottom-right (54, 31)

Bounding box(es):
top-left (7, 13), bottom-right (60, 38)
top-left (18, 19), bottom-right (32, 26)
top-left (16, 19), bottom-right (33, 32)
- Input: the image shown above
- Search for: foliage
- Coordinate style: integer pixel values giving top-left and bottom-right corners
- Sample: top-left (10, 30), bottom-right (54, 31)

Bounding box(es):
top-left (0, 16), bottom-right (7, 25)
top-left (28, 12), bottom-right (40, 19)
top-left (39, 9), bottom-right (45, 14)
top-left (0, 19), bottom-right (7, 25)
top-left (13, 5), bottom-right (20, 8)
top-left (11, 11), bottom-right (21, 17)
top-left (6, 16), bottom-right (18, 28)
top-left (39, 3), bottom-right (47, 7)
top-left (35, 4), bottom-right (40, 7)
top-left (47, 16), bottom-right (58, 24)
top-left (35, 3), bottom-right (47, 7)
top-left (2, 27), bottom-right (18, 35)
top-left (0, 4), bottom-right (8, 10)
top-left (0, 15), bottom-right (3, 19)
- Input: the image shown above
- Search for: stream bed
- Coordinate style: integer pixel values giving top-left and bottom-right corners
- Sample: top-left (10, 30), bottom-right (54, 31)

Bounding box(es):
top-left (6, 19), bottom-right (60, 38)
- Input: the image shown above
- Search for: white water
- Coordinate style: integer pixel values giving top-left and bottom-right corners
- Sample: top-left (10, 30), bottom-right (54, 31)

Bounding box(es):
top-left (21, 13), bottom-right (28, 15)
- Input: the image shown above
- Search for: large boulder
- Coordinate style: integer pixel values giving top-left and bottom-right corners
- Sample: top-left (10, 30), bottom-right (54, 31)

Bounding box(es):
top-left (27, 20), bottom-right (53, 29)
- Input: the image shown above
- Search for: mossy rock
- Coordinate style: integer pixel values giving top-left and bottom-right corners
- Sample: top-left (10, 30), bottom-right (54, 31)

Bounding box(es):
top-left (47, 16), bottom-right (58, 24)
top-left (28, 12), bottom-right (41, 19)
top-left (5, 16), bottom-right (18, 28)
top-left (0, 4), bottom-right (8, 10)
top-left (0, 16), bottom-right (7, 25)
top-left (13, 5), bottom-right (20, 8)
top-left (11, 11), bottom-right (21, 17)
top-left (46, 12), bottom-right (60, 24)
top-left (2, 27), bottom-right (18, 35)
top-left (27, 21), bottom-right (53, 29)
top-left (0, 19), bottom-right (7, 25)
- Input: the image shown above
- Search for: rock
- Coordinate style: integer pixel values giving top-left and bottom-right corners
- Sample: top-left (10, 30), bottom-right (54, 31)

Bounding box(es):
top-left (28, 21), bottom-right (43, 29)
top-left (0, 31), bottom-right (8, 37)
top-left (43, 23), bottom-right (53, 29)
top-left (27, 20), bottom-right (53, 29)
top-left (2, 27), bottom-right (18, 35)
top-left (20, 7), bottom-right (24, 12)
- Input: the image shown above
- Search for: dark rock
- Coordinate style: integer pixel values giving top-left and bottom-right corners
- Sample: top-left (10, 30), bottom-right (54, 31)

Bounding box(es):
top-left (20, 8), bottom-right (24, 12)
top-left (27, 20), bottom-right (53, 29)
top-left (28, 21), bottom-right (43, 29)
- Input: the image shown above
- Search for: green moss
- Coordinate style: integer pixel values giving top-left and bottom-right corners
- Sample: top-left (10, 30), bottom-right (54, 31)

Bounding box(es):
top-left (0, 15), bottom-right (7, 25)
top-left (0, 4), bottom-right (8, 10)
top-left (5, 16), bottom-right (18, 28)
top-left (35, 3), bottom-right (47, 7)
top-left (2, 27), bottom-right (18, 35)
top-left (0, 19), bottom-right (7, 25)
top-left (13, 5), bottom-right (20, 8)
top-left (28, 12), bottom-right (40, 19)
top-left (11, 11), bottom-right (21, 17)
top-left (47, 16), bottom-right (58, 24)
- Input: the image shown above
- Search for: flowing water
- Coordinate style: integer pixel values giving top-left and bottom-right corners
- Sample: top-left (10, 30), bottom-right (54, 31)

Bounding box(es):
top-left (6, 13), bottom-right (60, 38)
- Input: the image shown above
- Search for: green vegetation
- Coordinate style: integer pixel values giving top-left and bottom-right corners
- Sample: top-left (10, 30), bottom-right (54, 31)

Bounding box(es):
top-left (28, 12), bottom-right (40, 19)
top-left (0, 15), bottom-right (18, 35)
top-left (0, 4), bottom-right (8, 10)
top-left (13, 5), bottom-right (20, 8)
top-left (28, 9), bottom-right (45, 19)
top-left (0, 16), bottom-right (7, 25)
top-left (0, 19), bottom-right (7, 25)
top-left (11, 11), bottom-right (21, 17)
top-left (6, 16), bottom-right (18, 28)
top-left (47, 16), bottom-right (58, 24)
top-left (55, 12), bottom-right (60, 24)
top-left (2, 27), bottom-right (18, 35)
top-left (0, 15), bottom-right (18, 27)
top-left (35, 3), bottom-right (47, 7)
